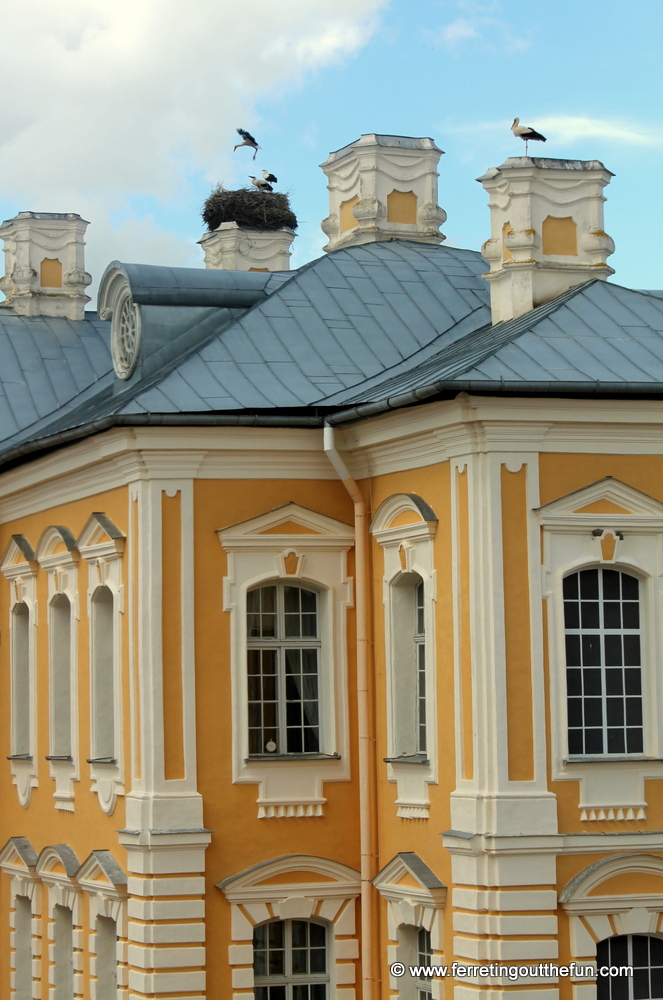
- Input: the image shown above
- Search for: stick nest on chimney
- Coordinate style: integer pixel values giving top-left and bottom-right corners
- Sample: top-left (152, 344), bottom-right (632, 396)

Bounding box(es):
top-left (202, 186), bottom-right (298, 232)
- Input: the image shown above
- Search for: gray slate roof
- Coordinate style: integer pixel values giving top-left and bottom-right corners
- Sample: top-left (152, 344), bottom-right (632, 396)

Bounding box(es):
top-left (3, 238), bottom-right (663, 464)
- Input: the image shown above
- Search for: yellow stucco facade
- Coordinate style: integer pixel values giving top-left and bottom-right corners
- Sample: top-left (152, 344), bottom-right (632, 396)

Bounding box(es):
top-left (0, 394), bottom-right (662, 1000)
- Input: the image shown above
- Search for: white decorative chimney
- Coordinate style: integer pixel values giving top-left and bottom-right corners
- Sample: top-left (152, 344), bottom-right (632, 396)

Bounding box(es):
top-left (0, 212), bottom-right (92, 320)
top-left (198, 223), bottom-right (295, 271)
top-left (320, 134), bottom-right (446, 252)
top-left (478, 157), bottom-right (615, 324)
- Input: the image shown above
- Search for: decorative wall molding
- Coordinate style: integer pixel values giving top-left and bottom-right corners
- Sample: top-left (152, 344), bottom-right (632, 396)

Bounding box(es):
top-left (218, 854), bottom-right (360, 996)
top-left (219, 504), bottom-right (354, 817)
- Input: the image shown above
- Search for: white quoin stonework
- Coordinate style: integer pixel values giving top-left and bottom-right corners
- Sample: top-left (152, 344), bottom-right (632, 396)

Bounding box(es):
top-left (478, 157), bottom-right (615, 323)
top-left (320, 134), bottom-right (447, 251)
top-left (0, 212), bottom-right (92, 320)
top-left (198, 222), bottom-right (295, 271)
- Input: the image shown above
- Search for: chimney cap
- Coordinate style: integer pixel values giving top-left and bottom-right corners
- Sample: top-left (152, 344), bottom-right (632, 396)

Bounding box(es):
top-left (1, 211), bottom-right (89, 227)
top-left (321, 134), bottom-right (442, 168)
top-left (477, 156), bottom-right (614, 183)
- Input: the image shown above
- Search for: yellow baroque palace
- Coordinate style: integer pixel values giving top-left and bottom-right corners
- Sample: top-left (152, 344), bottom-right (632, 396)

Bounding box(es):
top-left (0, 135), bottom-right (662, 1000)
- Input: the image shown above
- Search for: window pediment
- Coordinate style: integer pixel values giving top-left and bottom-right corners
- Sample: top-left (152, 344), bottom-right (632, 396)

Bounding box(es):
top-left (76, 850), bottom-right (127, 898)
top-left (1, 535), bottom-right (37, 579)
top-left (36, 844), bottom-right (80, 882)
top-left (538, 477), bottom-right (663, 519)
top-left (77, 512), bottom-right (125, 561)
top-left (374, 853), bottom-right (446, 908)
top-left (0, 837), bottom-right (38, 875)
top-left (218, 854), bottom-right (360, 902)
top-left (219, 502), bottom-right (354, 549)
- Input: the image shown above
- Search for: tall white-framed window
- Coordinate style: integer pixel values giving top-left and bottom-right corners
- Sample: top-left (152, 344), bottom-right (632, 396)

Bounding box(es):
top-left (50, 595), bottom-right (73, 758)
top-left (90, 586), bottom-right (116, 762)
top-left (14, 895), bottom-right (33, 1000)
top-left (36, 524), bottom-right (80, 811)
top-left (540, 476), bottom-right (663, 822)
top-left (219, 503), bottom-right (354, 819)
top-left (78, 512), bottom-right (125, 816)
top-left (53, 904), bottom-right (74, 1000)
top-left (1, 534), bottom-right (39, 807)
top-left (371, 494), bottom-right (438, 819)
top-left (95, 916), bottom-right (119, 1000)
top-left (76, 848), bottom-right (128, 1000)
top-left (253, 918), bottom-right (329, 999)
top-left (248, 582), bottom-right (321, 756)
top-left (11, 603), bottom-right (31, 758)
top-left (564, 567), bottom-right (643, 757)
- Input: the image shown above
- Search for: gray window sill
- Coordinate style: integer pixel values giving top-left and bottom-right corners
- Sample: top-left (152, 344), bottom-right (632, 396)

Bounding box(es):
top-left (6, 754), bottom-right (32, 761)
top-left (384, 753), bottom-right (430, 765)
top-left (86, 757), bottom-right (117, 765)
top-left (563, 755), bottom-right (662, 765)
top-left (46, 755), bottom-right (73, 762)
top-left (245, 753), bottom-right (341, 763)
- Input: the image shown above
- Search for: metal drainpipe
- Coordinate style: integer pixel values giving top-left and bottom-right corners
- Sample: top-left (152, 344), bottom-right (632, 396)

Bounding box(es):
top-left (323, 422), bottom-right (373, 1000)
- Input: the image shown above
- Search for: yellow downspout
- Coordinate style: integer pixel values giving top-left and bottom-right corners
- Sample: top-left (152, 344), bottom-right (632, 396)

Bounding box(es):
top-left (323, 423), bottom-right (374, 1000)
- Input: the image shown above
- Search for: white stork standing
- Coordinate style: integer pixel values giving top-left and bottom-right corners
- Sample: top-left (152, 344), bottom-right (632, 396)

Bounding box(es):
top-left (511, 118), bottom-right (547, 155)
top-left (249, 175), bottom-right (273, 193)
top-left (234, 128), bottom-right (261, 160)
top-left (262, 170), bottom-right (277, 184)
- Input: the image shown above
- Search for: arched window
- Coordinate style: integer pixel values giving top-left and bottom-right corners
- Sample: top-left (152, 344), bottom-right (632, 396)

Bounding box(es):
top-left (597, 935), bottom-right (663, 999)
top-left (90, 587), bottom-right (115, 761)
top-left (11, 603), bottom-right (30, 757)
top-left (50, 595), bottom-right (72, 759)
top-left (253, 919), bottom-right (328, 998)
top-left (247, 583), bottom-right (321, 755)
top-left (563, 568), bottom-right (643, 755)
top-left (389, 573), bottom-right (427, 759)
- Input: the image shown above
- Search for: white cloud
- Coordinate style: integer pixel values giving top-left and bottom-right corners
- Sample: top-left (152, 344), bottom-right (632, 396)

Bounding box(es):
top-left (436, 1), bottom-right (530, 53)
top-left (0, 0), bottom-right (386, 293)
top-left (445, 114), bottom-right (662, 150)
top-left (536, 116), bottom-right (660, 147)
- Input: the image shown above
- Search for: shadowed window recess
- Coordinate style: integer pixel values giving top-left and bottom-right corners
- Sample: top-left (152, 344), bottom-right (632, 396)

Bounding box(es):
top-left (253, 919), bottom-right (328, 999)
top-left (597, 934), bottom-right (663, 1000)
top-left (564, 568), bottom-right (643, 756)
top-left (247, 584), bottom-right (321, 756)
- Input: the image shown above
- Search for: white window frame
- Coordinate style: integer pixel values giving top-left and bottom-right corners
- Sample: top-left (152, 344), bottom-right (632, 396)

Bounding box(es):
top-left (373, 852), bottom-right (446, 1000)
top-left (0, 837), bottom-right (42, 1000)
top-left (77, 850), bottom-right (128, 1000)
top-left (218, 503), bottom-right (354, 819)
top-left (247, 581), bottom-right (323, 757)
top-left (540, 477), bottom-right (663, 821)
top-left (35, 845), bottom-right (83, 1000)
top-left (560, 852), bottom-right (663, 1000)
top-left (371, 494), bottom-right (438, 819)
top-left (36, 526), bottom-right (80, 812)
top-left (78, 514), bottom-right (125, 816)
top-left (218, 854), bottom-right (360, 997)
top-left (1, 535), bottom-right (39, 807)
top-left (253, 917), bottom-right (331, 997)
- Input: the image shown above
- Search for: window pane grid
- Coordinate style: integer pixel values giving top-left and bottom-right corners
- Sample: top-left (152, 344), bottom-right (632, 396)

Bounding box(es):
top-left (415, 580), bottom-right (426, 754)
top-left (247, 585), bottom-right (321, 755)
top-left (597, 934), bottom-right (663, 1000)
top-left (417, 927), bottom-right (433, 995)
top-left (564, 569), bottom-right (643, 756)
top-left (254, 920), bottom-right (328, 1000)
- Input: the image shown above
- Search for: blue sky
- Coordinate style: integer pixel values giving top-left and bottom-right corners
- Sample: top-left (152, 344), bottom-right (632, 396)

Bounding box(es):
top-left (1, 0), bottom-right (661, 298)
